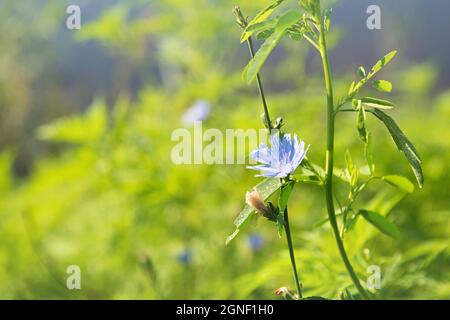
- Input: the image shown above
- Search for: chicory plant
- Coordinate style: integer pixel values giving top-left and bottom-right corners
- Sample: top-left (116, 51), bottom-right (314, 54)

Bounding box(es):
top-left (227, 0), bottom-right (423, 300)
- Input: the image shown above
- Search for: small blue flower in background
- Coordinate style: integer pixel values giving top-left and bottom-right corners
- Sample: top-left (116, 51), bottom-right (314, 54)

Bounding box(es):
top-left (247, 233), bottom-right (265, 252)
top-left (247, 133), bottom-right (310, 178)
top-left (176, 249), bottom-right (193, 265)
top-left (182, 100), bottom-right (211, 126)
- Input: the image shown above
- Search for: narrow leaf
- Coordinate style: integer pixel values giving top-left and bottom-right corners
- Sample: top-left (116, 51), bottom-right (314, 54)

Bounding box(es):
top-left (365, 132), bottom-right (375, 174)
top-left (243, 29), bottom-right (283, 83)
top-left (241, 19), bottom-right (276, 43)
top-left (357, 105), bottom-right (368, 143)
top-left (345, 150), bottom-right (358, 187)
top-left (361, 97), bottom-right (394, 109)
top-left (276, 10), bottom-right (302, 31)
top-left (287, 27), bottom-right (304, 41)
top-left (279, 182), bottom-right (294, 213)
top-left (370, 50), bottom-right (397, 75)
top-left (382, 175), bottom-right (414, 193)
top-left (348, 81), bottom-right (356, 95)
top-left (255, 28), bottom-right (275, 40)
top-left (243, 10), bottom-right (302, 84)
top-left (324, 8), bottom-right (332, 31)
top-left (240, 0), bottom-right (285, 43)
top-left (359, 209), bottom-right (400, 239)
top-left (357, 66), bottom-right (366, 78)
top-left (277, 213), bottom-right (285, 238)
top-left (225, 229), bottom-right (240, 245)
top-left (334, 168), bottom-right (351, 184)
top-left (369, 109), bottom-right (424, 187)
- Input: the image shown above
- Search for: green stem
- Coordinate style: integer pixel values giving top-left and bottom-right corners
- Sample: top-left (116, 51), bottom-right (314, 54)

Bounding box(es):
top-left (283, 207), bottom-right (302, 299)
top-left (236, 11), bottom-right (301, 297)
top-left (246, 37), bottom-right (273, 131)
top-left (317, 12), bottom-right (369, 300)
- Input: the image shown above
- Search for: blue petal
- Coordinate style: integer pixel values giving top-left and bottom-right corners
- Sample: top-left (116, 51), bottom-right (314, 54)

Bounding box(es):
top-left (250, 144), bottom-right (272, 164)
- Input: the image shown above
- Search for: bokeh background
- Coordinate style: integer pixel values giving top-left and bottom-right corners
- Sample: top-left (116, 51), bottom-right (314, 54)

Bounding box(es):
top-left (0, 0), bottom-right (448, 299)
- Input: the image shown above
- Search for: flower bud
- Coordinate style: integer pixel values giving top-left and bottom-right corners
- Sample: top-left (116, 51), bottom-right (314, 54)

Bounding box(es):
top-left (274, 287), bottom-right (290, 295)
top-left (245, 189), bottom-right (270, 216)
top-left (232, 6), bottom-right (247, 29)
top-left (273, 117), bottom-right (284, 130)
top-left (274, 286), bottom-right (296, 300)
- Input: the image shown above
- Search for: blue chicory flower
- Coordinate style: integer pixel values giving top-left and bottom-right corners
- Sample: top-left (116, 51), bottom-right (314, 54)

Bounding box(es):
top-left (176, 249), bottom-right (193, 265)
top-left (182, 100), bottom-right (211, 126)
top-left (247, 133), bottom-right (309, 178)
top-left (247, 233), bottom-right (265, 252)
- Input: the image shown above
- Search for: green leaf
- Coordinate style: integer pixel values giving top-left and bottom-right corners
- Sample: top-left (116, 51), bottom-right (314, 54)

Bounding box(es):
top-left (242, 30), bottom-right (282, 83)
top-left (344, 211), bottom-right (360, 233)
top-left (287, 27), bottom-right (304, 41)
top-left (243, 10), bottom-right (302, 84)
top-left (276, 182), bottom-right (294, 238)
top-left (300, 160), bottom-right (326, 181)
top-left (382, 175), bottom-right (414, 193)
top-left (372, 80), bottom-right (393, 92)
top-left (255, 28), bottom-right (275, 40)
top-left (369, 109), bottom-right (424, 188)
top-left (225, 229), bottom-right (240, 245)
top-left (370, 50), bottom-right (397, 76)
top-left (276, 213), bottom-right (285, 238)
top-left (276, 10), bottom-right (302, 30)
top-left (357, 105), bottom-right (368, 143)
top-left (359, 210), bottom-right (400, 239)
top-left (324, 8), bottom-right (332, 31)
top-left (352, 98), bottom-right (361, 109)
top-left (361, 97), bottom-right (394, 109)
top-left (348, 81), bottom-right (356, 95)
top-left (313, 216), bottom-right (331, 228)
top-left (366, 189), bottom-right (406, 216)
top-left (293, 174), bottom-right (321, 185)
top-left (241, 0), bottom-right (285, 43)
top-left (349, 50), bottom-right (397, 96)
top-left (241, 19), bottom-right (277, 43)
top-left (300, 0), bottom-right (321, 18)
top-left (357, 66), bottom-right (366, 78)
top-left (333, 168), bottom-right (351, 183)
top-left (226, 178), bottom-right (282, 244)
top-left (345, 150), bottom-right (358, 187)
top-left (365, 132), bottom-right (375, 174)
top-left (279, 182), bottom-right (294, 213)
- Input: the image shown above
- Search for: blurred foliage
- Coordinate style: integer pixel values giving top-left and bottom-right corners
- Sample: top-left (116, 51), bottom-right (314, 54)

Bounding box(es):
top-left (0, 0), bottom-right (448, 299)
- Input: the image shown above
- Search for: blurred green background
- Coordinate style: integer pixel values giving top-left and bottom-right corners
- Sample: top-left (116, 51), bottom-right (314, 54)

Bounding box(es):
top-left (0, 0), bottom-right (448, 299)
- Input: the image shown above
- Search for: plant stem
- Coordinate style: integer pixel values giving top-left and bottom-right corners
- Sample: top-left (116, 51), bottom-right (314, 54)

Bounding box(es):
top-left (317, 12), bottom-right (369, 300)
top-left (236, 13), bottom-right (301, 297)
top-left (283, 207), bottom-right (302, 299)
top-left (246, 37), bottom-right (273, 131)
